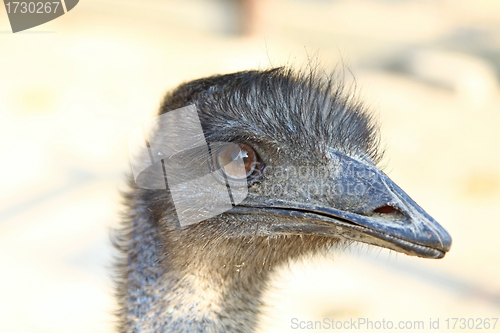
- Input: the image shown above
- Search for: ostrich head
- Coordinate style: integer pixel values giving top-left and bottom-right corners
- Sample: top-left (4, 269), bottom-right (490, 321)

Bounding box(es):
top-left (116, 67), bottom-right (451, 332)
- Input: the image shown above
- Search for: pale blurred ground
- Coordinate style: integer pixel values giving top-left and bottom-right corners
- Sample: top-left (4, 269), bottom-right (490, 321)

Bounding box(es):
top-left (0, 0), bottom-right (499, 332)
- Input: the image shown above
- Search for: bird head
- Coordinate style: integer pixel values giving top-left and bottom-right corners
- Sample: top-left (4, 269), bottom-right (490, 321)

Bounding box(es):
top-left (133, 67), bottom-right (451, 266)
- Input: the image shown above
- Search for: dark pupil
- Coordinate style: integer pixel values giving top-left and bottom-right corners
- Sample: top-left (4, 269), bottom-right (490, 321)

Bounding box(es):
top-left (240, 145), bottom-right (256, 176)
top-left (218, 144), bottom-right (256, 179)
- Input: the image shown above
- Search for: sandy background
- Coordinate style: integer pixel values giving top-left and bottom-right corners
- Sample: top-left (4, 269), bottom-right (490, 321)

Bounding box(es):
top-left (0, 0), bottom-right (499, 332)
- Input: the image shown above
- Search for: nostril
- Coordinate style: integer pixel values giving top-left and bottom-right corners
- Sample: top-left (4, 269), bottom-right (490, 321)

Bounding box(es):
top-left (374, 205), bottom-right (396, 214)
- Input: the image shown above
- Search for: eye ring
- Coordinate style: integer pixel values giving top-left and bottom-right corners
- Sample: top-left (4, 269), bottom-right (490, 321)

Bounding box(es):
top-left (215, 143), bottom-right (263, 182)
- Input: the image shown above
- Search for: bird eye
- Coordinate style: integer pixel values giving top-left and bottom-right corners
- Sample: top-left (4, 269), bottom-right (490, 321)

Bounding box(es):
top-left (217, 143), bottom-right (258, 180)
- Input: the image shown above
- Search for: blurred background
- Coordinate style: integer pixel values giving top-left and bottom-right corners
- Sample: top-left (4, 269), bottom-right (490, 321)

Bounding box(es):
top-left (0, 0), bottom-right (499, 332)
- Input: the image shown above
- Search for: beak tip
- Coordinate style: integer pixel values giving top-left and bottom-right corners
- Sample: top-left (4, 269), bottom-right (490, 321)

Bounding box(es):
top-left (434, 250), bottom-right (446, 259)
top-left (440, 230), bottom-right (453, 253)
top-left (430, 231), bottom-right (452, 259)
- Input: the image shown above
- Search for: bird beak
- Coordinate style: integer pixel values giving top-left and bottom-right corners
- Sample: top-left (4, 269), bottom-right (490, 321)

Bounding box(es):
top-left (236, 150), bottom-right (452, 259)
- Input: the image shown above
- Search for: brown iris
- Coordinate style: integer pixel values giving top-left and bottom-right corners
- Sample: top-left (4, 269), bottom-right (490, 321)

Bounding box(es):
top-left (217, 143), bottom-right (257, 180)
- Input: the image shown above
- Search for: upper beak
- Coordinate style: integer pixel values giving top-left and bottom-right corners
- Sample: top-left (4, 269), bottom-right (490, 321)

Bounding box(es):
top-left (235, 150), bottom-right (452, 259)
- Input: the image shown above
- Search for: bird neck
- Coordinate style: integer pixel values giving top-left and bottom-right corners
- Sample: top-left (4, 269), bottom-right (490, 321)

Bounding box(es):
top-left (121, 212), bottom-right (271, 332)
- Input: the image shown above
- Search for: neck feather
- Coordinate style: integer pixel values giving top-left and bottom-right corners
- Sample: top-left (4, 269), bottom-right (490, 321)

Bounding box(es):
top-left (118, 213), bottom-right (273, 332)
top-left (116, 199), bottom-right (334, 332)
